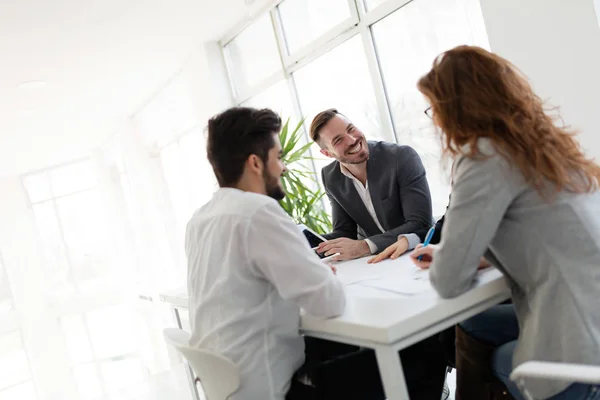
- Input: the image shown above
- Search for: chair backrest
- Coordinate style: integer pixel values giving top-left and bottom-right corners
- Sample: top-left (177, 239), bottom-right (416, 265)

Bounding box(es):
top-left (510, 361), bottom-right (600, 400)
top-left (163, 329), bottom-right (241, 400)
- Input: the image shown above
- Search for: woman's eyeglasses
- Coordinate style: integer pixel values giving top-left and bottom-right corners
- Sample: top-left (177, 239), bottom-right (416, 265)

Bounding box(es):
top-left (424, 107), bottom-right (433, 119)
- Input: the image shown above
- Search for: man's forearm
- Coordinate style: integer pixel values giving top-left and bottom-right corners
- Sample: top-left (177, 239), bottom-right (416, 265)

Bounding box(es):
top-left (368, 219), bottom-right (430, 251)
top-left (366, 232), bottom-right (420, 254)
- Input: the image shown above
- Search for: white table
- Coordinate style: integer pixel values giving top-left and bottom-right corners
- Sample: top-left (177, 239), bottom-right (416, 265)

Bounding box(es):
top-left (159, 255), bottom-right (509, 399)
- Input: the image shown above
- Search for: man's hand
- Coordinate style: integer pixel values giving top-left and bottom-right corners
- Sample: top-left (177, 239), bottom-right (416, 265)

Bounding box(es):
top-left (367, 236), bottom-right (409, 264)
top-left (317, 238), bottom-right (370, 262)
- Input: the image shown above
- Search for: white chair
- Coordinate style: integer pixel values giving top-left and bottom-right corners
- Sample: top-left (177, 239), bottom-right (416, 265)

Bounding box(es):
top-left (510, 361), bottom-right (600, 400)
top-left (163, 328), bottom-right (241, 400)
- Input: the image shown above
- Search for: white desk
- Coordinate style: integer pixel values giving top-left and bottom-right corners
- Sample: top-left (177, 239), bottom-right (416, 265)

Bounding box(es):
top-left (159, 255), bottom-right (509, 400)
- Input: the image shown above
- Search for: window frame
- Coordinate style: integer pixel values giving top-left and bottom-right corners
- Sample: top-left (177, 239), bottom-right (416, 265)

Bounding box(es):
top-left (218, 0), bottom-right (488, 217)
top-left (219, 0), bottom-right (427, 144)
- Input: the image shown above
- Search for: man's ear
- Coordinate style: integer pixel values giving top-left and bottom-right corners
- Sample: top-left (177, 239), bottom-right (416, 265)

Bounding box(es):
top-left (246, 154), bottom-right (264, 175)
top-left (320, 148), bottom-right (333, 158)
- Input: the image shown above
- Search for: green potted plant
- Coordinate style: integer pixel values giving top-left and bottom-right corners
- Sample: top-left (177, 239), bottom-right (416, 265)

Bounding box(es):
top-left (279, 119), bottom-right (332, 234)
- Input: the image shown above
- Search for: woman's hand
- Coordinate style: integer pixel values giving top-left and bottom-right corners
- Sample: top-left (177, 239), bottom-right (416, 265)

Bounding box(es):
top-left (410, 245), bottom-right (491, 270)
top-left (367, 237), bottom-right (409, 264)
top-left (409, 244), bottom-right (440, 269)
top-left (478, 257), bottom-right (491, 269)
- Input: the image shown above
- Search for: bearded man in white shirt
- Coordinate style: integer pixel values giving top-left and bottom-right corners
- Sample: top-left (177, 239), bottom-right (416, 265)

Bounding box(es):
top-left (186, 107), bottom-right (389, 400)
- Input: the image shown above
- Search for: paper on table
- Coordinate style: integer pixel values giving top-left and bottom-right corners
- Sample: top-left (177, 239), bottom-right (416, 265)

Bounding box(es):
top-left (335, 255), bottom-right (429, 287)
top-left (333, 254), bottom-right (502, 298)
top-left (335, 257), bottom-right (384, 285)
top-left (357, 277), bottom-right (431, 296)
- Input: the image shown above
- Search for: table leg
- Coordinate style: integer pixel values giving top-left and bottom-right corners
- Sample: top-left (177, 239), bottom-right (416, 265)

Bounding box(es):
top-left (173, 308), bottom-right (201, 400)
top-left (375, 346), bottom-right (410, 400)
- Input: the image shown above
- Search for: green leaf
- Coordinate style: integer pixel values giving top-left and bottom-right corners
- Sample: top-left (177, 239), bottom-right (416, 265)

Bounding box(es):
top-left (277, 116), bottom-right (331, 234)
top-left (279, 118), bottom-right (290, 150)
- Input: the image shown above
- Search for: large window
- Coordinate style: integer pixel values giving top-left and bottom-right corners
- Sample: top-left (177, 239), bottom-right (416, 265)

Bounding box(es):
top-left (364, 0), bottom-right (389, 10)
top-left (221, 0), bottom-right (489, 216)
top-left (23, 161), bottom-right (125, 297)
top-left (294, 35), bottom-right (383, 141)
top-left (373, 0), bottom-right (489, 212)
top-left (59, 307), bottom-right (145, 399)
top-left (0, 254), bottom-right (36, 400)
top-left (223, 13), bottom-right (282, 98)
top-left (241, 80), bottom-right (296, 123)
top-left (0, 331), bottom-right (35, 400)
top-left (0, 253), bottom-right (13, 317)
top-left (23, 161), bottom-right (101, 296)
top-left (134, 69), bottom-right (218, 279)
top-left (159, 128), bottom-right (218, 243)
top-left (22, 160), bottom-right (150, 399)
top-left (293, 34), bottom-right (387, 179)
top-left (278, 0), bottom-right (354, 54)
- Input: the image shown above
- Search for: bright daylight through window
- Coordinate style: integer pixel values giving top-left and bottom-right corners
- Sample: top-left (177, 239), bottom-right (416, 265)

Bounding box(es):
top-left (6, 1), bottom-right (489, 399)
top-left (222, 0), bottom-right (489, 216)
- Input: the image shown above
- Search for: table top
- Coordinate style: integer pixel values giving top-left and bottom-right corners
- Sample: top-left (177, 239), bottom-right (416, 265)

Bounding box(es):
top-left (159, 254), bottom-right (509, 344)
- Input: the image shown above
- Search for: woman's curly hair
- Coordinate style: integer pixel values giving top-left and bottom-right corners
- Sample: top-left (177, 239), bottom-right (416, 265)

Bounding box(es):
top-left (418, 45), bottom-right (600, 196)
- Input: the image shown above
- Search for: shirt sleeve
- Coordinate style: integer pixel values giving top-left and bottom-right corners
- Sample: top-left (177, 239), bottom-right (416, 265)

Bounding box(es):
top-left (365, 239), bottom-right (378, 254)
top-left (246, 201), bottom-right (346, 318)
top-left (429, 152), bottom-right (518, 298)
top-left (399, 233), bottom-right (421, 251)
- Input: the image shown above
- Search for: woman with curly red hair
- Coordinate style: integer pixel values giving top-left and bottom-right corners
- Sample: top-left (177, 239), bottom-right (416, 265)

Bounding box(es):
top-left (410, 46), bottom-right (600, 399)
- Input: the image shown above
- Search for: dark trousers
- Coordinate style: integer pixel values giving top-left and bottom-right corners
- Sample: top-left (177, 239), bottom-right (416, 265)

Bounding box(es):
top-left (461, 305), bottom-right (600, 400)
top-left (286, 335), bottom-right (448, 400)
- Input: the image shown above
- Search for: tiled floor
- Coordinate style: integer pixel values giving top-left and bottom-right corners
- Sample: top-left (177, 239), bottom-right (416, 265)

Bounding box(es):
top-left (103, 363), bottom-right (457, 400)
top-left (99, 364), bottom-right (194, 400)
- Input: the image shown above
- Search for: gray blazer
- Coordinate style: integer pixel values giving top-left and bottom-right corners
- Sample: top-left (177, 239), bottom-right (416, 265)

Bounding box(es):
top-left (321, 141), bottom-right (432, 251)
top-left (430, 138), bottom-right (600, 399)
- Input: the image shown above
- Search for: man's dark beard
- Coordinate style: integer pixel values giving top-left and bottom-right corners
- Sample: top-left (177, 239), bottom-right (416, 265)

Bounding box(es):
top-left (339, 154), bottom-right (369, 165)
top-left (264, 170), bottom-right (285, 201)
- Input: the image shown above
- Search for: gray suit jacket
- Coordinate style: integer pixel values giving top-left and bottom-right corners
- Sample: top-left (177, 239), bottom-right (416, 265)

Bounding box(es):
top-left (430, 138), bottom-right (600, 399)
top-left (321, 141), bottom-right (433, 251)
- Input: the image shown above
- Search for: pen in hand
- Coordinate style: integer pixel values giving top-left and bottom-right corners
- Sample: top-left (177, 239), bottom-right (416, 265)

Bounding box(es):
top-left (418, 226), bottom-right (436, 261)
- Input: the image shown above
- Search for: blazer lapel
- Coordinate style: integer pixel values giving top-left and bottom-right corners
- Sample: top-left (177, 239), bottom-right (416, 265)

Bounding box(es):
top-left (337, 165), bottom-right (381, 237)
top-left (366, 144), bottom-right (387, 233)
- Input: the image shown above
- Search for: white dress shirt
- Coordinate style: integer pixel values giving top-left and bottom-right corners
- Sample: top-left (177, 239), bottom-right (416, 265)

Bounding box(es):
top-left (339, 165), bottom-right (421, 252)
top-left (186, 188), bottom-right (345, 400)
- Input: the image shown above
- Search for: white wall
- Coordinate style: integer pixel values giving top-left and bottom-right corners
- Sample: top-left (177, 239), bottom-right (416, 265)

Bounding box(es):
top-left (480, 0), bottom-right (600, 159)
top-left (167, 41), bottom-right (233, 132)
top-left (133, 41), bottom-right (233, 149)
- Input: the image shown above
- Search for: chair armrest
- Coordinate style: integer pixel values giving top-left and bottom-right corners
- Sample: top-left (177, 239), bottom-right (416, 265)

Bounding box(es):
top-left (510, 361), bottom-right (600, 385)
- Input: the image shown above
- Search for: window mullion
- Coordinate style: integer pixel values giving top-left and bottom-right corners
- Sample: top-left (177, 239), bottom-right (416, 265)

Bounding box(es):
top-left (270, 7), bottom-right (292, 69)
top-left (358, 23), bottom-right (396, 143)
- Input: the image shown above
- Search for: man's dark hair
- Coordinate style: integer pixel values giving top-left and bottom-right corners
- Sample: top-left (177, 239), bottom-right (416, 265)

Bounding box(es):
top-left (207, 107), bottom-right (282, 187)
top-left (309, 108), bottom-right (343, 144)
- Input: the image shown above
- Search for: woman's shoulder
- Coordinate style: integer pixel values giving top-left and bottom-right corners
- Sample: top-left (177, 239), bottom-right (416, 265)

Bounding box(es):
top-left (454, 138), bottom-right (523, 184)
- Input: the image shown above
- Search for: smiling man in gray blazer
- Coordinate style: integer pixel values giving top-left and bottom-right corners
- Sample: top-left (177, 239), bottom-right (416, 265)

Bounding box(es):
top-left (311, 108), bottom-right (433, 261)
top-left (310, 109), bottom-right (447, 398)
